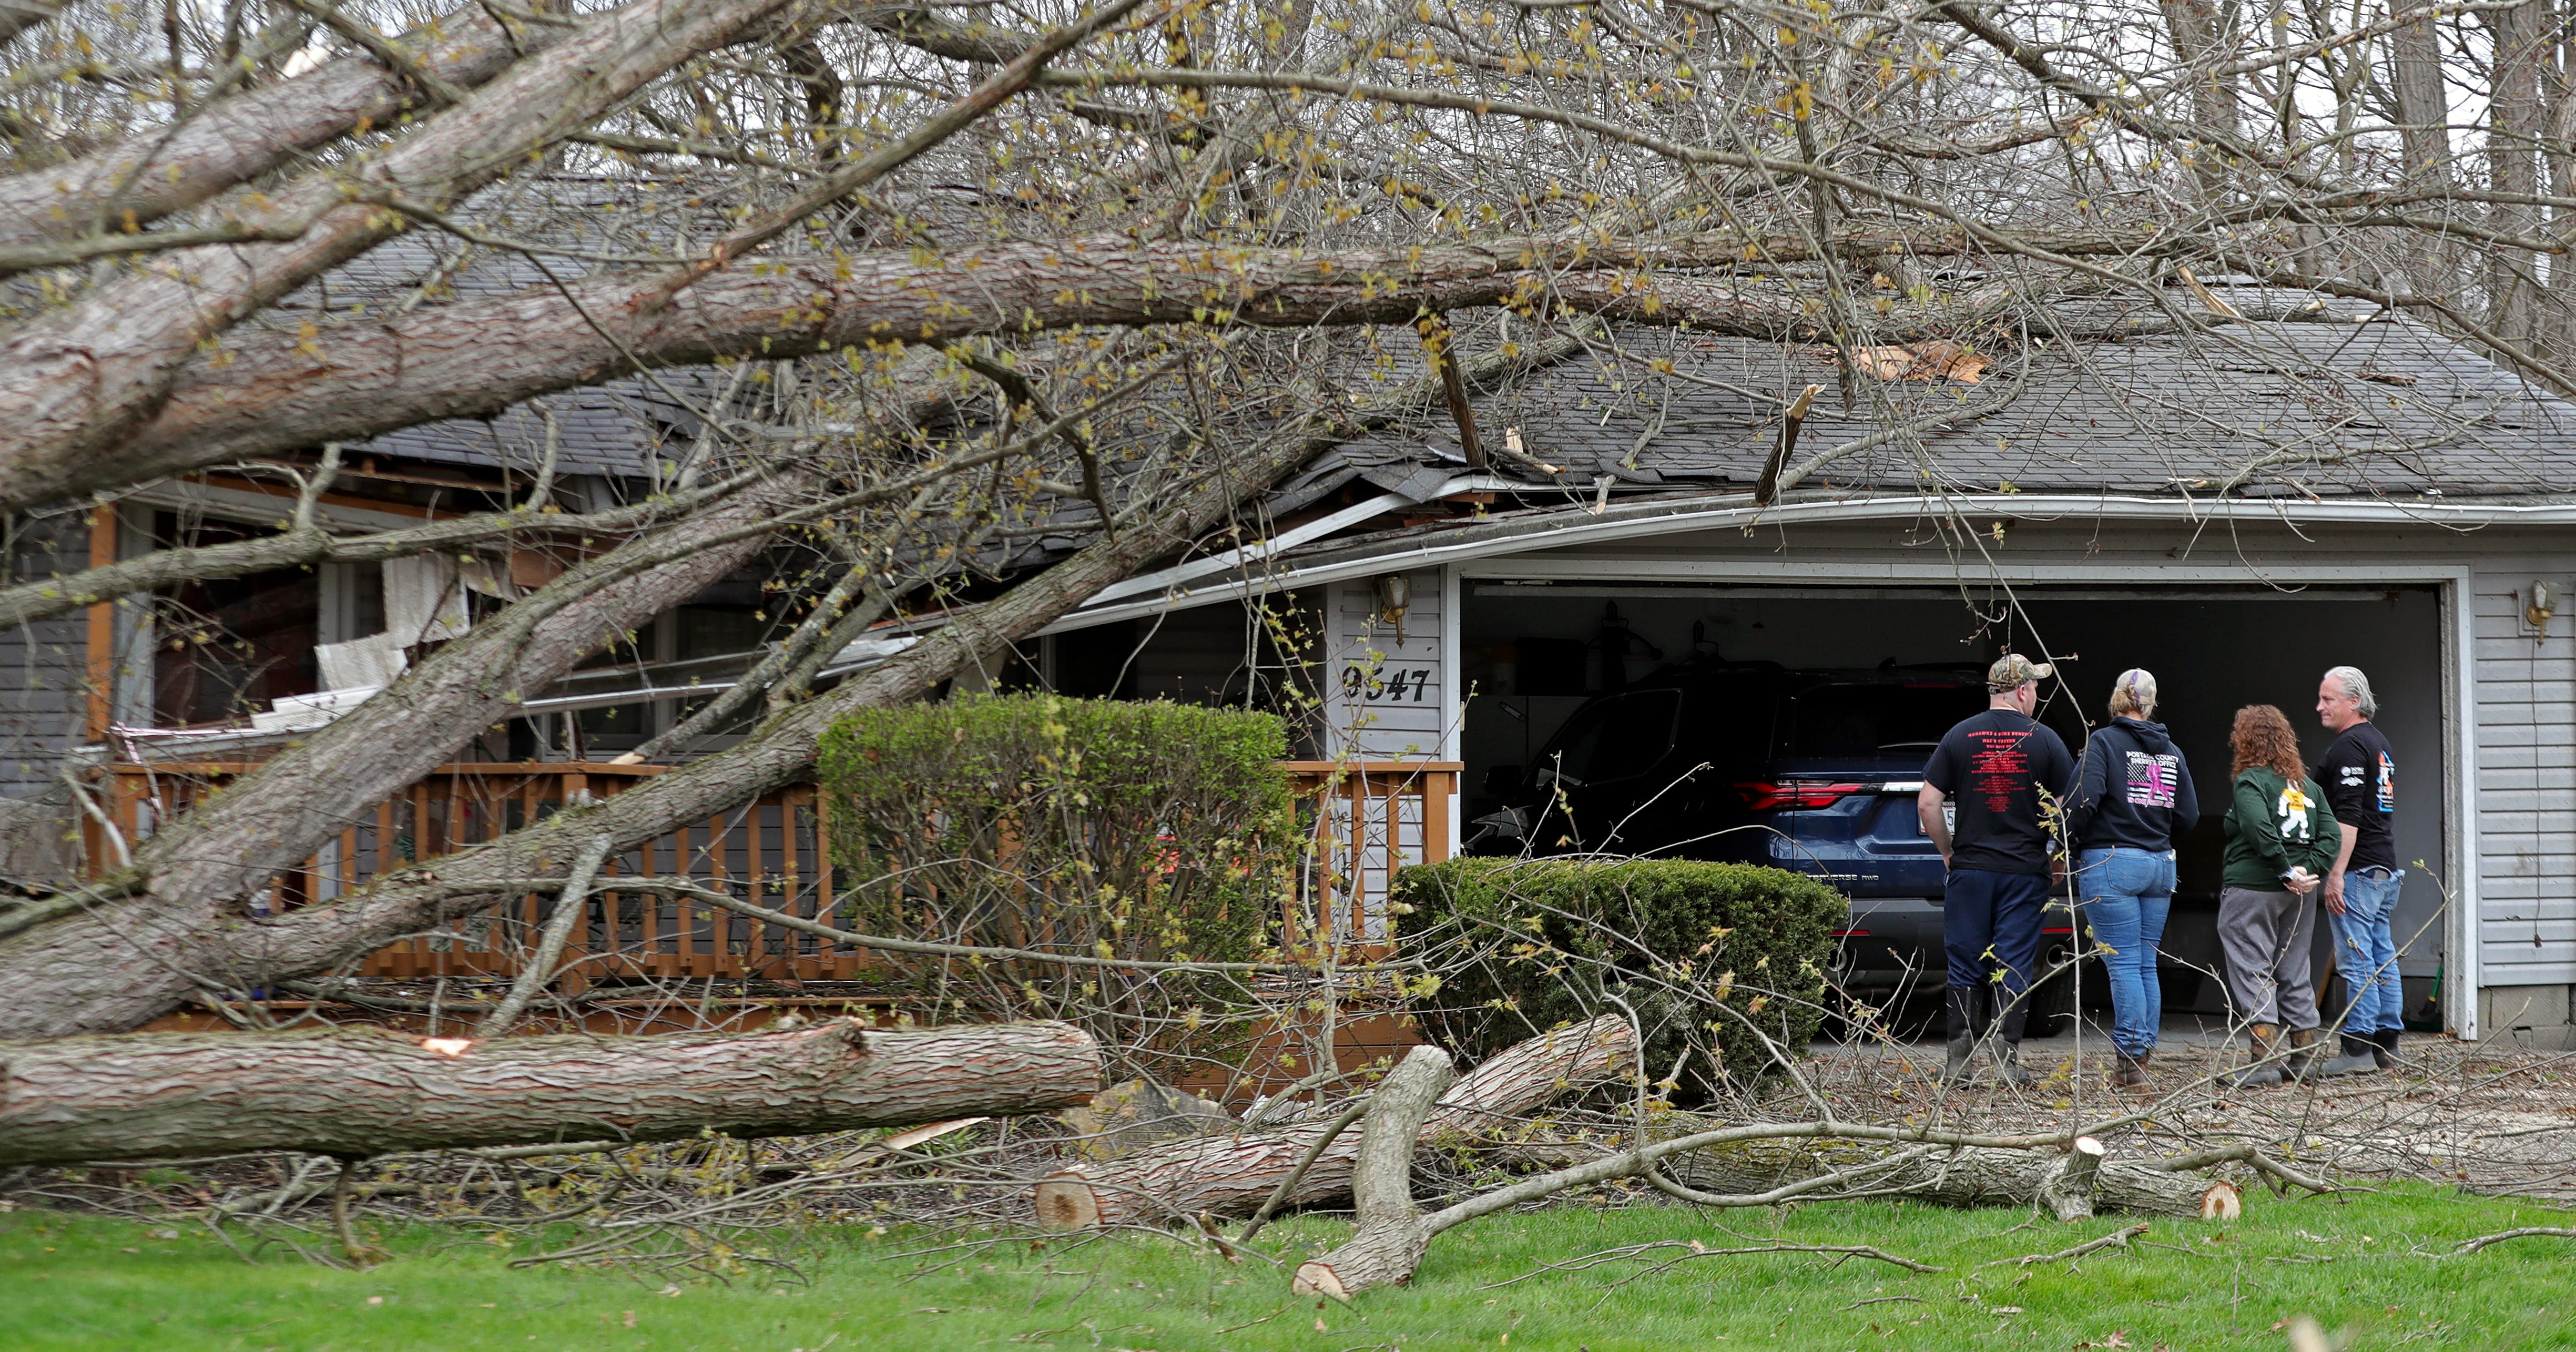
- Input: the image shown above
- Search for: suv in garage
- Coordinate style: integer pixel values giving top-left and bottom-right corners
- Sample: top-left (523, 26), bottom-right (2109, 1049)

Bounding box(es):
top-left (1468, 661), bottom-right (2083, 1028)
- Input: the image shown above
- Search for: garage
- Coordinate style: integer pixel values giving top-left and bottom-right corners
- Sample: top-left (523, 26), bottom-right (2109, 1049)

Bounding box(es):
top-left (1031, 301), bottom-right (2576, 1044)
top-left (1448, 576), bottom-right (2450, 1028)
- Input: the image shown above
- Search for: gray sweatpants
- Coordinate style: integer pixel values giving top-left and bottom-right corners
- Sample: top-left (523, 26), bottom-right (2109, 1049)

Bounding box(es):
top-left (2218, 886), bottom-right (2319, 1031)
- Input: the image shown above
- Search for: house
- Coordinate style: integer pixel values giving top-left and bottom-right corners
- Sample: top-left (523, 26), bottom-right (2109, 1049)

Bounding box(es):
top-left (6, 279), bottom-right (2575, 1047)
top-left (1033, 290), bottom-right (2576, 1048)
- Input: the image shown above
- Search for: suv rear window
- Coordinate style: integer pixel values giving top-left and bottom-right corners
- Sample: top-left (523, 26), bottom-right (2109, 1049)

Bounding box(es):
top-left (1538, 689), bottom-right (1680, 786)
top-left (1785, 683), bottom-right (1983, 759)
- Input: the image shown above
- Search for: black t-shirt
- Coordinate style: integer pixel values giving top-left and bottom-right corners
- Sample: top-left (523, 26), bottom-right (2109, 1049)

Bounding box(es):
top-left (1923, 709), bottom-right (2078, 876)
top-left (2315, 721), bottom-right (2397, 872)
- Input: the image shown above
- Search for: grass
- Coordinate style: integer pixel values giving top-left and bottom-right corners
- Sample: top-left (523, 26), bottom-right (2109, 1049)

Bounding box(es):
top-left (4, 1185), bottom-right (2574, 1351)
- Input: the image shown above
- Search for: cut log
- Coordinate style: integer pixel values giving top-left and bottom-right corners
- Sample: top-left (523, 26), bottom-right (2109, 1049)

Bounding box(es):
top-left (2039, 1135), bottom-right (2107, 1222)
top-left (1659, 1135), bottom-right (2239, 1221)
top-left (0, 1019), bottom-right (1098, 1166)
top-left (1292, 1045), bottom-right (1457, 1298)
top-left (1033, 1015), bottom-right (1633, 1228)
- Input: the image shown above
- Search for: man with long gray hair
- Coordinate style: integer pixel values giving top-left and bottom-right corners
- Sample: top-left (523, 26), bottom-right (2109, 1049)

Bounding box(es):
top-left (2313, 665), bottom-right (2404, 1075)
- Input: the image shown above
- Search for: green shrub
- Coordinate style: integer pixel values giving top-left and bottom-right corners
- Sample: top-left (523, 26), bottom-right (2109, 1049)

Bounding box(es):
top-left (1391, 858), bottom-right (1843, 1091)
top-left (817, 695), bottom-right (1294, 1075)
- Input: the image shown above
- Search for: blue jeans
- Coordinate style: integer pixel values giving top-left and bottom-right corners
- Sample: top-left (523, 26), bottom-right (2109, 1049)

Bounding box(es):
top-left (1943, 868), bottom-right (2049, 1012)
top-left (2078, 847), bottom-right (2177, 1058)
top-left (2329, 867), bottom-right (2407, 1035)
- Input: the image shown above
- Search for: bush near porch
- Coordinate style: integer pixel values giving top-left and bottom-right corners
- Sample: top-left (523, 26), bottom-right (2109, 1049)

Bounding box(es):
top-left (817, 696), bottom-right (1295, 1073)
top-left (1393, 857), bottom-right (1843, 1089)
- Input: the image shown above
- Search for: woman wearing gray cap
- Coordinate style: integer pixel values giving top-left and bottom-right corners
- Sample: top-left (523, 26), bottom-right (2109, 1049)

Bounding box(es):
top-left (2064, 670), bottom-right (2199, 1090)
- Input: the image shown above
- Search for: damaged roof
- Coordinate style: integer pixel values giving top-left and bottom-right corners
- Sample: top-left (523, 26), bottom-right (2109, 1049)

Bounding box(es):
top-left (1300, 291), bottom-right (2576, 506)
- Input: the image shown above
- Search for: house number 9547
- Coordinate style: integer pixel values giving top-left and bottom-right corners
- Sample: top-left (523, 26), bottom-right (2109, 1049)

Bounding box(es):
top-left (1341, 665), bottom-right (1433, 702)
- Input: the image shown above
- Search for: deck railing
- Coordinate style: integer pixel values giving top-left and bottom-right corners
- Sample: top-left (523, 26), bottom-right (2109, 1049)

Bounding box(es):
top-left (87, 756), bottom-right (1460, 983)
top-left (1279, 760), bottom-right (1461, 948)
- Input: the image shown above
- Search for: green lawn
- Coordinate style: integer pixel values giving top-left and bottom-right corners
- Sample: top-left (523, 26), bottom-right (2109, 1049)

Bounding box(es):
top-left (5, 1185), bottom-right (2573, 1351)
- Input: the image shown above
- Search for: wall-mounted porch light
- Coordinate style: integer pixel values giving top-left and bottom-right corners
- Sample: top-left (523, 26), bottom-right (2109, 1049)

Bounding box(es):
top-left (1375, 574), bottom-right (1411, 642)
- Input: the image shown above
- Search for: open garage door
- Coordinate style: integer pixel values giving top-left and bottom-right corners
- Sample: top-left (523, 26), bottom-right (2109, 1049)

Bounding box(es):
top-left (1457, 580), bottom-right (2448, 1028)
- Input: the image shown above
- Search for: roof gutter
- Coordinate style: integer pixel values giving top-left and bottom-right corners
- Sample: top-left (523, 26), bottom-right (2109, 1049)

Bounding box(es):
top-left (1043, 486), bottom-right (2576, 629)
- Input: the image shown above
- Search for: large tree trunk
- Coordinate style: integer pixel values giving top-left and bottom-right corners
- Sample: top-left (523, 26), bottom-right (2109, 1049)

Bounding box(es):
top-left (1658, 1134), bottom-right (2240, 1221)
top-left (0, 0), bottom-right (799, 513)
top-left (1032, 1015), bottom-right (1634, 1228)
top-left (0, 4), bottom-right (569, 253)
top-left (1296, 1125), bottom-right (2240, 1298)
top-left (1290, 1045), bottom-right (1455, 1299)
top-left (0, 1019), bottom-right (1097, 1165)
top-left (2487, 1), bottom-right (2548, 338)
top-left (76, 236), bottom-right (2087, 505)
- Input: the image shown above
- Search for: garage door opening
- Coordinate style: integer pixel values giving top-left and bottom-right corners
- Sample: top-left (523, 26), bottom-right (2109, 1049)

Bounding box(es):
top-left (1458, 580), bottom-right (2448, 1026)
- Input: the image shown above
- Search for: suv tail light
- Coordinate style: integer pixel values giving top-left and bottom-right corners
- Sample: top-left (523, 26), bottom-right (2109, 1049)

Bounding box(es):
top-left (1734, 780), bottom-right (1866, 810)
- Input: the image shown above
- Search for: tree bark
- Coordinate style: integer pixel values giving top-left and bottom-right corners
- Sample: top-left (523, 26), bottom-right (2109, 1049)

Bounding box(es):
top-left (56, 235), bottom-right (2134, 511)
top-left (2486, 0), bottom-right (2547, 338)
top-left (0, 4), bottom-right (568, 253)
top-left (1659, 1135), bottom-right (2239, 1221)
top-left (0, 0), bottom-right (800, 513)
top-left (1290, 1045), bottom-right (1456, 1299)
top-left (0, 1019), bottom-right (1099, 1165)
top-left (1032, 1015), bottom-right (1634, 1228)
top-left (0, 0), bottom-right (60, 47)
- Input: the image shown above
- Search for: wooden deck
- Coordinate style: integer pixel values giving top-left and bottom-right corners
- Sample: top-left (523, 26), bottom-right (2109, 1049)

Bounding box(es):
top-left (90, 758), bottom-right (1459, 985)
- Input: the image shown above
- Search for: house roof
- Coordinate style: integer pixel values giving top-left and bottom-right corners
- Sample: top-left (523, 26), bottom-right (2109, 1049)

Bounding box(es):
top-left (1283, 292), bottom-right (2576, 510)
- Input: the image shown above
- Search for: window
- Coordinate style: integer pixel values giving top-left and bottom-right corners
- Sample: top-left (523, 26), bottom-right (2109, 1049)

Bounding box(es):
top-left (150, 514), bottom-right (320, 726)
top-left (1537, 689), bottom-right (1680, 786)
top-left (1785, 683), bottom-right (1984, 759)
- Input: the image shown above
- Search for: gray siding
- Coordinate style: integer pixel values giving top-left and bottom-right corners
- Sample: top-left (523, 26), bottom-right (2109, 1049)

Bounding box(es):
top-left (0, 516), bottom-right (90, 801)
top-left (1319, 572), bottom-right (1449, 939)
top-left (1323, 572), bottom-right (1449, 759)
top-left (2470, 562), bottom-right (2576, 986)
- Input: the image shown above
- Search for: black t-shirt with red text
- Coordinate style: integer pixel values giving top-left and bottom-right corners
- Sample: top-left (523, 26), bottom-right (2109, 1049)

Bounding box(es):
top-left (1923, 709), bottom-right (2078, 876)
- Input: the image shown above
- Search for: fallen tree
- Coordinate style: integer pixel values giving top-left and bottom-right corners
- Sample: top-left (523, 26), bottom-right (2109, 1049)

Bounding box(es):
top-left (1291, 1045), bottom-right (1457, 1298)
top-left (1656, 1133), bottom-right (2241, 1222)
top-left (0, 1018), bottom-right (1098, 1165)
top-left (1032, 1014), bottom-right (1636, 1228)
top-left (1276, 1116), bottom-right (2244, 1299)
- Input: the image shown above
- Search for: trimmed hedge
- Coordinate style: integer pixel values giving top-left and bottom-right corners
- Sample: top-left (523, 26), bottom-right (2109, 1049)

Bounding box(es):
top-left (817, 695), bottom-right (1293, 1072)
top-left (1391, 858), bottom-right (1844, 1090)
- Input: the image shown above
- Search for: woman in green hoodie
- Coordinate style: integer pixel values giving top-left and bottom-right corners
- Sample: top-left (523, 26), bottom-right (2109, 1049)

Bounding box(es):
top-left (2218, 704), bottom-right (2343, 1087)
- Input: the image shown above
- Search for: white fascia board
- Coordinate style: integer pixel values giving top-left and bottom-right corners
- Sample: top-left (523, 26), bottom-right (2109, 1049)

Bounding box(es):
top-left (1044, 489), bottom-right (2569, 628)
top-left (1080, 492), bottom-right (1417, 608)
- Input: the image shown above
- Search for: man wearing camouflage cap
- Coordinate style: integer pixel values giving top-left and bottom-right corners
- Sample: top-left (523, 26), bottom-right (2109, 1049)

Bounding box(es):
top-left (1919, 654), bottom-right (2078, 1087)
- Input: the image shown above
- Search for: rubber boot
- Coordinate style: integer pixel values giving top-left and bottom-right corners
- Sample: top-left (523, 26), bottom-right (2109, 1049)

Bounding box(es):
top-left (1940, 987), bottom-right (1978, 1086)
top-left (2317, 1033), bottom-right (2380, 1077)
top-left (2110, 1050), bottom-right (2150, 1089)
top-left (1992, 993), bottom-right (2035, 1089)
top-left (2224, 1024), bottom-right (2284, 1089)
top-left (2370, 1027), bottom-right (2401, 1070)
top-left (2284, 1026), bottom-right (2323, 1083)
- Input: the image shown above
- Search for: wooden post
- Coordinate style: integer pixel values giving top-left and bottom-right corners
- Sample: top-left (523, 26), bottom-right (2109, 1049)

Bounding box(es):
top-left (83, 506), bottom-right (116, 741)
